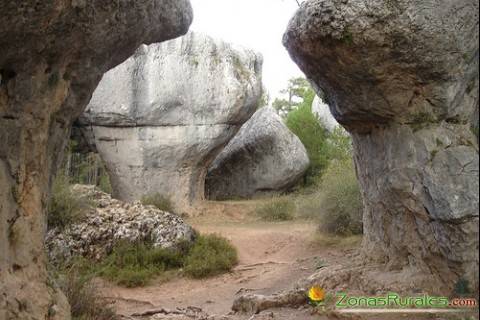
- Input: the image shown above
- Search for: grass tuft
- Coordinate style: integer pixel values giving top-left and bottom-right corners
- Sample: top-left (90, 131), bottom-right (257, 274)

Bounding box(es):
top-left (141, 193), bottom-right (175, 213)
top-left (255, 197), bottom-right (295, 221)
top-left (47, 174), bottom-right (93, 230)
top-left (184, 234), bottom-right (238, 278)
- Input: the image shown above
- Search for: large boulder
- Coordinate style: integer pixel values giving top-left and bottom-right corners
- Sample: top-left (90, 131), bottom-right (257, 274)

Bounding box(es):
top-left (312, 95), bottom-right (338, 131)
top-left (206, 107), bottom-right (309, 200)
top-left (78, 32), bottom-right (263, 211)
top-left (284, 0), bottom-right (479, 293)
top-left (0, 1), bottom-right (193, 319)
top-left (46, 185), bottom-right (195, 265)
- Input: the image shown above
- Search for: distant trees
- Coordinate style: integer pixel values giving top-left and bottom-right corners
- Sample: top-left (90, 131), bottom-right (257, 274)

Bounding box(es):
top-left (273, 76), bottom-right (352, 186)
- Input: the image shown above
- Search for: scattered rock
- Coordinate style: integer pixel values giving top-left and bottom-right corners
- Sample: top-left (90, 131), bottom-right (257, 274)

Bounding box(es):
top-left (206, 107), bottom-right (309, 200)
top-left (45, 185), bottom-right (195, 265)
top-left (232, 290), bottom-right (307, 314)
top-left (77, 32), bottom-right (263, 212)
top-left (283, 0), bottom-right (479, 293)
top-left (0, 1), bottom-right (193, 318)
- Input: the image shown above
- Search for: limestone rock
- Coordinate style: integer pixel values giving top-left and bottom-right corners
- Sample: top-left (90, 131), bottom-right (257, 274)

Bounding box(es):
top-left (78, 32), bottom-right (263, 211)
top-left (206, 107), bottom-right (309, 200)
top-left (45, 185), bottom-right (195, 265)
top-left (284, 0), bottom-right (479, 293)
top-left (311, 96), bottom-right (338, 131)
top-left (0, 1), bottom-right (193, 318)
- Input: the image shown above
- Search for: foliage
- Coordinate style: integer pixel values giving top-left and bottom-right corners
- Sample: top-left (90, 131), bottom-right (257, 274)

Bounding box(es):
top-left (96, 240), bottom-right (186, 287)
top-left (56, 264), bottom-right (117, 320)
top-left (60, 234), bottom-right (237, 288)
top-left (184, 234), bottom-right (238, 278)
top-left (47, 174), bottom-right (92, 230)
top-left (273, 77), bottom-right (315, 116)
top-left (286, 104), bottom-right (331, 185)
top-left (141, 193), bottom-right (175, 213)
top-left (256, 197), bottom-right (296, 221)
top-left (316, 159), bottom-right (363, 235)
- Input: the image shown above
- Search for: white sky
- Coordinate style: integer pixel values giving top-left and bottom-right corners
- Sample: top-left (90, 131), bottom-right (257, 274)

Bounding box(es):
top-left (190, 0), bottom-right (305, 99)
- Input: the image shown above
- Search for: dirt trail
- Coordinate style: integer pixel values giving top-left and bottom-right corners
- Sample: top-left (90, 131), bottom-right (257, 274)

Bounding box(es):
top-left (100, 201), bottom-right (350, 319)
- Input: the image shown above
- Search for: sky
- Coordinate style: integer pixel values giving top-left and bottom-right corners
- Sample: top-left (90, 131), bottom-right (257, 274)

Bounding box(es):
top-left (189, 0), bottom-right (305, 99)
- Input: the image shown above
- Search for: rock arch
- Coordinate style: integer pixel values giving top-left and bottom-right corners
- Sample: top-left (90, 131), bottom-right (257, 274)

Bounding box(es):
top-left (284, 0), bottom-right (479, 293)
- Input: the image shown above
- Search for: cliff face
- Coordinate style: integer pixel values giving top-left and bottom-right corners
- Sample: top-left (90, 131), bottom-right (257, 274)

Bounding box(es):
top-left (78, 32), bottom-right (263, 212)
top-left (284, 0), bottom-right (479, 293)
top-left (206, 107), bottom-right (310, 200)
top-left (0, 1), bottom-right (193, 319)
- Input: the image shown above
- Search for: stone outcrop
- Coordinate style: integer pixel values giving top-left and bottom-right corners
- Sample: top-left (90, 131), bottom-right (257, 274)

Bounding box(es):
top-left (0, 1), bottom-right (193, 319)
top-left (206, 107), bottom-right (309, 200)
top-left (77, 32), bottom-right (263, 212)
top-left (46, 185), bottom-right (195, 265)
top-left (311, 96), bottom-right (338, 131)
top-left (284, 0), bottom-right (479, 293)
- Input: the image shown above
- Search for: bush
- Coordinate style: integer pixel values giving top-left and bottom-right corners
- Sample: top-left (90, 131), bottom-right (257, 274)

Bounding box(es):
top-left (316, 159), bottom-right (363, 235)
top-left (184, 234), bottom-right (238, 278)
top-left (97, 240), bottom-right (185, 287)
top-left (256, 197), bottom-right (295, 221)
top-left (286, 104), bottom-right (330, 186)
top-left (57, 265), bottom-right (117, 320)
top-left (47, 174), bottom-right (92, 230)
top-left (141, 193), bottom-right (175, 213)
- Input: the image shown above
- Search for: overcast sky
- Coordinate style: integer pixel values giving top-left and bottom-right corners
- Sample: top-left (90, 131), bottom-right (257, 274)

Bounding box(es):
top-left (190, 0), bottom-right (304, 99)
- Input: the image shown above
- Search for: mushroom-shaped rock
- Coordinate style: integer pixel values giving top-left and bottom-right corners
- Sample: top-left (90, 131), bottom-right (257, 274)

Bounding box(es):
top-left (312, 95), bottom-right (338, 131)
top-left (0, 1), bottom-right (193, 318)
top-left (206, 107), bottom-right (310, 200)
top-left (284, 0), bottom-right (479, 293)
top-left (78, 33), bottom-right (263, 212)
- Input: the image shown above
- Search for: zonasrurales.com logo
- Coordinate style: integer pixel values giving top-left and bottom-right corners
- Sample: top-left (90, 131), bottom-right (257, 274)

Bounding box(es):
top-left (307, 286), bottom-right (478, 314)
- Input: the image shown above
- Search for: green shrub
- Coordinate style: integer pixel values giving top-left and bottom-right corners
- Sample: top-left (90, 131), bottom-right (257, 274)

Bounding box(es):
top-left (47, 174), bottom-right (92, 230)
top-left (286, 104), bottom-right (330, 186)
top-left (57, 265), bottom-right (117, 320)
top-left (97, 240), bottom-right (185, 287)
top-left (141, 193), bottom-right (175, 213)
top-left (316, 159), bottom-right (363, 235)
top-left (256, 197), bottom-right (295, 221)
top-left (184, 234), bottom-right (238, 279)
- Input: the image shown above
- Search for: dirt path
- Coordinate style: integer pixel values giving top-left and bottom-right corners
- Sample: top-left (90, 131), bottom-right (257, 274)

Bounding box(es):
top-left (99, 201), bottom-right (352, 319)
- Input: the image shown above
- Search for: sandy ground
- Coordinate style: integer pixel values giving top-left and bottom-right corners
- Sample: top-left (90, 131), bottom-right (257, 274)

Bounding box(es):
top-left (99, 201), bottom-right (478, 320)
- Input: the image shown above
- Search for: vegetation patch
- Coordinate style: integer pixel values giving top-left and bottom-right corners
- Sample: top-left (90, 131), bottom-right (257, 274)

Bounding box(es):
top-left (141, 193), bottom-right (175, 213)
top-left (316, 159), bottom-right (363, 235)
top-left (55, 265), bottom-right (117, 320)
top-left (184, 234), bottom-right (238, 278)
top-left (54, 234), bottom-right (237, 289)
top-left (47, 174), bottom-right (93, 230)
top-left (297, 159), bottom-right (363, 236)
top-left (256, 197), bottom-right (296, 221)
top-left (95, 240), bottom-right (186, 287)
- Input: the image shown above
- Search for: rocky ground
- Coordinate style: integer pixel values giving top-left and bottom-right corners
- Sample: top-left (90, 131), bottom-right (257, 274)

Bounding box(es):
top-left (92, 201), bottom-right (478, 320)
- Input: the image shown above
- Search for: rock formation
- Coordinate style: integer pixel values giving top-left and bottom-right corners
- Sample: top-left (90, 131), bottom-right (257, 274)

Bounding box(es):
top-left (311, 96), bottom-right (338, 131)
top-left (284, 0), bottom-right (479, 293)
top-left (206, 107), bottom-right (309, 200)
top-left (46, 185), bottom-right (195, 265)
top-left (77, 32), bottom-right (263, 211)
top-left (0, 1), bottom-right (193, 319)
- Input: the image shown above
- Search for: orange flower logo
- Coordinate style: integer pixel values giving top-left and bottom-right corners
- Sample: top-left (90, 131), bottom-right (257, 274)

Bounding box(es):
top-left (308, 286), bottom-right (326, 302)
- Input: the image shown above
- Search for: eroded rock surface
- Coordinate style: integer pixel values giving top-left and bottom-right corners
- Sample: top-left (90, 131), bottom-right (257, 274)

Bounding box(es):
top-left (206, 107), bottom-right (309, 200)
top-left (284, 0), bottom-right (479, 293)
top-left (46, 185), bottom-right (195, 265)
top-left (0, 1), bottom-right (192, 319)
top-left (78, 32), bottom-right (263, 211)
